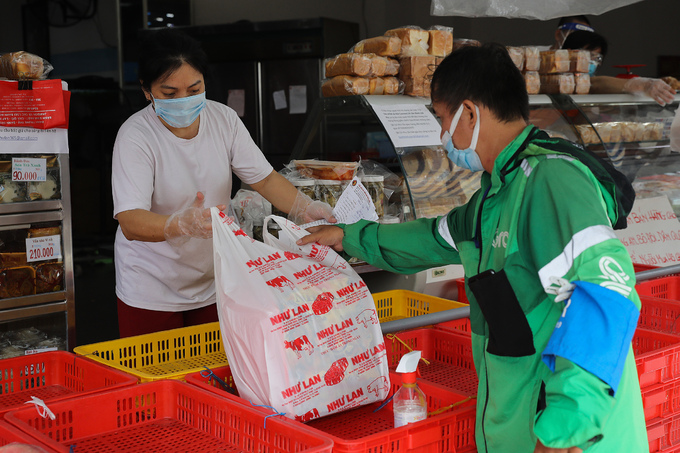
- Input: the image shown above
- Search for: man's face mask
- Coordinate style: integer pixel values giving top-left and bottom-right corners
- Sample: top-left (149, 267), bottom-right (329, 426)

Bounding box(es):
top-left (152, 92), bottom-right (207, 128)
top-left (441, 103), bottom-right (484, 172)
top-left (589, 52), bottom-right (603, 76)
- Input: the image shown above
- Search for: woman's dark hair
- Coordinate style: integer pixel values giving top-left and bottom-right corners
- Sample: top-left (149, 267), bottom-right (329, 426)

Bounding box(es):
top-left (561, 30), bottom-right (609, 58)
top-left (431, 42), bottom-right (529, 122)
top-left (138, 28), bottom-right (209, 91)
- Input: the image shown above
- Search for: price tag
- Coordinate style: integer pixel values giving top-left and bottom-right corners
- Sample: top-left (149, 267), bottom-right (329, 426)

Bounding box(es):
top-left (25, 347), bottom-right (58, 355)
top-left (25, 234), bottom-right (62, 263)
top-left (12, 157), bottom-right (46, 182)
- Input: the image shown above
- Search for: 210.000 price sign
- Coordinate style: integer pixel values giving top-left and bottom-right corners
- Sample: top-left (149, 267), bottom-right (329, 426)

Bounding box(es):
top-left (25, 235), bottom-right (62, 263)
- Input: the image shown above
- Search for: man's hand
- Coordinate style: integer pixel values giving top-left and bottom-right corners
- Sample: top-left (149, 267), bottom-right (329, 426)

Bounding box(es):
top-left (296, 225), bottom-right (345, 252)
top-left (534, 440), bottom-right (583, 453)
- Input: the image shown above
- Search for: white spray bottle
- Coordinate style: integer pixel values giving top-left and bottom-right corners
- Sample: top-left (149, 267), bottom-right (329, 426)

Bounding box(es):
top-left (393, 350), bottom-right (427, 427)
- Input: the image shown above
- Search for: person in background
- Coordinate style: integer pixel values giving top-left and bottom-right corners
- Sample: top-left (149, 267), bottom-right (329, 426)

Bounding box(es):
top-left (299, 43), bottom-right (647, 452)
top-left (112, 28), bottom-right (332, 338)
top-left (562, 30), bottom-right (676, 106)
top-left (552, 15), bottom-right (594, 50)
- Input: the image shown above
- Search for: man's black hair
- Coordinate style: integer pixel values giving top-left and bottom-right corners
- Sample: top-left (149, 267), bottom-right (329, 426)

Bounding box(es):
top-left (561, 30), bottom-right (609, 58)
top-left (557, 15), bottom-right (591, 27)
top-left (431, 42), bottom-right (529, 122)
top-left (138, 28), bottom-right (209, 91)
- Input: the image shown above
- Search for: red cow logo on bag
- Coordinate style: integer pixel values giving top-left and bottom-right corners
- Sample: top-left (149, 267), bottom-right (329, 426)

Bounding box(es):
top-left (284, 251), bottom-right (302, 261)
top-left (367, 376), bottom-right (389, 397)
top-left (324, 358), bottom-right (349, 386)
top-left (234, 228), bottom-right (248, 237)
top-left (312, 292), bottom-right (334, 315)
top-left (284, 335), bottom-right (314, 359)
top-left (266, 275), bottom-right (295, 292)
top-left (294, 408), bottom-right (320, 423)
top-left (356, 309), bottom-right (379, 328)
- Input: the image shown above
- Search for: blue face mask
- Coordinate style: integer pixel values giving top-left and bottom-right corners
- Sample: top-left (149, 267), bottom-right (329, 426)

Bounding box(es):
top-left (152, 91), bottom-right (206, 128)
top-left (441, 104), bottom-right (484, 172)
top-left (588, 62), bottom-right (599, 76)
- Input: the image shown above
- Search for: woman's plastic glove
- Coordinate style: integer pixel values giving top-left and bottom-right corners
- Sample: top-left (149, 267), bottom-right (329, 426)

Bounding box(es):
top-left (164, 192), bottom-right (223, 247)
top-left (287, 191), bottom-right (336, 225)
top-left (623, 77), bottom-right (676, 106)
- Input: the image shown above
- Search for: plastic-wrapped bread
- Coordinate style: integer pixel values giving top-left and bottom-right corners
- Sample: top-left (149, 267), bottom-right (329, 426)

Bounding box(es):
top-left (384, 58), bottom-right (400, 76)
top-left (539, 73), bottom-right (575, 94)
top-left (574, 73), bottom-right (591, 94)
top-left (0, 51), bottom-right (53, 80)
top-left (569, 50), bottom-right (590, 73)
top-left (369, 55), bottom-right (400, 77)
top-left (620, 122), bottom-right (639, 142)
top-left (368, 77), bottom-right (385, 95)
top-left (576, 124), bottom-right (598, 144)
top-left (642, 122), bottom-right (664, 141)
top-left (539, 50), bottom-right (570, 74)
top-left (383, 77), bottom-right (401, 95)
top-left (507, 47), bottom-right (524, 71)
top-left (321, 76), bottom-right (370, 97)
top-left (608, 122), bottom-right (622, 143)
top-left (524, 71), bottom-right (540, 95)
top-left (385, 27), bottom-right (430, 56)
top-left (325, 53), bottom-right (373, 78)
top-left (353, 36), bottom-right (401, 56)
top-left (399, 56), bottom-right (436, 79)
top-left (524, 47), bottom-right (540, 71)
top-left (451, 38), bottom-right (481, 52)
top-left (428, 27), bottom-right (453, 57)
top-left (593, 123), bottom-right (612, 142)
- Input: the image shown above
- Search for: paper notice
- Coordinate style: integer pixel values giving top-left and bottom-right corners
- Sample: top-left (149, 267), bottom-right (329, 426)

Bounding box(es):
top-left (301, 177), bottom-right (378, 229)
top-left (369, 103), bottom-right (442, 148)
top-left (289, 85), bottom-right (307, 114)
top-left (615, 196), bottom-right (680, 266)
top-left (273, 90), bottom-right (287, 110)
top-left (227, 89), bottom-right (246, 117)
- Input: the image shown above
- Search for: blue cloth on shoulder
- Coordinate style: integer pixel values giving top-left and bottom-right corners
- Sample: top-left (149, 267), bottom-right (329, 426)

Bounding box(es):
top-left (541, 280), bottom-right (639, 394)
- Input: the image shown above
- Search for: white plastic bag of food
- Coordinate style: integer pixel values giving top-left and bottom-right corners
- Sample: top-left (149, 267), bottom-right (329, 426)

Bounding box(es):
top-left (212, 209), bottom-right (390, 422)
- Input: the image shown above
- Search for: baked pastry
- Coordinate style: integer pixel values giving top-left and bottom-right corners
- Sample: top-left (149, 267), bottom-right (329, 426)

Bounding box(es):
top-left (539, 73), bottom-right (575, 94)
top-left (353, 36), bottom-right (401, 56)
top-left (385, 27), bottom-right (430, 56)
top-left (507, 47), bottom-right (525, 71)
top-left (428, 28), bottom-right (453, 57)
top-left (368, 77), bottom-right (385, 95)
top-left (325, 53), bottom-right (372, 77)
top-left (35, 262), bottom-right (64, 293)
top-left (569, 50), bottom-right (590, 73)
top-left (383, 77), bottom-right (401, 95)
top-left (524, 47), bottom-right (541, 71)
top-left (27, 226), bottom-right (61, 238)
top-left (0, 51), bottom-right (51, 80)
top-left (0, 252), bottom-right (27, 267)
top-left (524, 71), bottom-right (540, 95)
top-left (574, 73), bottom-right (591, 94)
top-left (0, 266), bottom-right (35, 299)
top-left (539, 50), bottom-right (570, 74)
top-left (321, 76), bottom-right (370, 97)
top-left (402, 77), bottom-right (431, 97)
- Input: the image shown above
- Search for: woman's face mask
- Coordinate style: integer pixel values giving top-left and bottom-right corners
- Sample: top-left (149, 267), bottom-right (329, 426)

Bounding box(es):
top-left (440, 103), bottom-right (484, 172)
top-left (151, 92), bottom-right (206, 128)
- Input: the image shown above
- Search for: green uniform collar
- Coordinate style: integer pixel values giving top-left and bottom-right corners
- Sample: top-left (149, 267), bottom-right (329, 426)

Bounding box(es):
top-left (481, 124), bottom-right (538, 195)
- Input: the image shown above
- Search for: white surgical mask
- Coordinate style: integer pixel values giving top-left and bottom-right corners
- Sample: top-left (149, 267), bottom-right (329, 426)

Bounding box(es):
top-left (152, 91), bottom-right (206, 128)
top-left (441, 104), bottom-right (484, 172)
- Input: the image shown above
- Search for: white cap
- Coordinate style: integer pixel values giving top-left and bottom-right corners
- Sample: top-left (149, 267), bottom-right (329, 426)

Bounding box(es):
top-left (291, 178), bottom-right (315, 187)
top-left (396, 350), bottom-right (421, 373)
top-left (317, 179), bottom-right (342, 185)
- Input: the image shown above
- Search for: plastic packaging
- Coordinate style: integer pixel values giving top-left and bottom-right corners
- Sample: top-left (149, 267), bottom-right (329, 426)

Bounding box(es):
top-left (353, 36), bottom-right (401, 56)
top-left (393, 350), bottom-right (427, 427)
top-left (539, 73), bottom-right (575, 94)
top-left (568, 50), bottom-right (590, 73)
top-left (507, 46), bottom-right (524, 71)
top-left (539, 50), bottom-right (570, 74)
top-left (316, 179), bottom-right (343, 208)
top-left (322, 75), bottom-right (370, 97)
top-left (523, 47), bottom-right (541, 72)
top-left (362, 175), bottom-right (385, 218)
top-left (325, 53), bottom-right (399, 78)
top-left (0, 51), bottom-right (53, 80)
top-left (385, 26), bottom-right (430, 56)
top-left (575, 73), bottom-right (591, 94)
top-left (524, 71), bottom-right (540, 95)
top-left (427, 26), bottom-right (454, 57)
top-left (623, 77), bottom-right (676, 107)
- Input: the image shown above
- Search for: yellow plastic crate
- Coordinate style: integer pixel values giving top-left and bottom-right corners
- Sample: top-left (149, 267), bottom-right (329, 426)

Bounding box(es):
top-left (73, 322), bottom-right (227, 382)
top-left (372, 289), bottom-right (467, 323)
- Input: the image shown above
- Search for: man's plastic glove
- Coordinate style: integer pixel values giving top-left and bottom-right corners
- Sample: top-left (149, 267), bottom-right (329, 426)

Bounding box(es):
top-left (623, 77), bottom-right (675, 106)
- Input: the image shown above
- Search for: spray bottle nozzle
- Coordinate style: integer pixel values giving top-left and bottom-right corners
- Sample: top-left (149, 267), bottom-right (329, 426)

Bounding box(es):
top-left (397, 351), bottom-right (422, 384)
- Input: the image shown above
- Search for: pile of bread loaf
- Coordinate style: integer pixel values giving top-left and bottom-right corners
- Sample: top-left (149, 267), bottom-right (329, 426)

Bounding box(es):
top-left (323, 26), bottom-right (473, 98)
top-left (507, 47), bottom-right (591, 95)
top-left (576, 121), bottom-right (664, 144)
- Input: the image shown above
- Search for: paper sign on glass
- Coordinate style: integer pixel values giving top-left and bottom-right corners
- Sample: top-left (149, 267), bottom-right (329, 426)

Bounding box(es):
top-left (26, 235), bottom-right (62, 263)
top-left (12, 157), bottom-right (46, 182)
top-left (369, 103), bottom-right (443, 149)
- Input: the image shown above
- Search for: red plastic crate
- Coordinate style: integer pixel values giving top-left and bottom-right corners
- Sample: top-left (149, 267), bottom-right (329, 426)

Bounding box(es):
top-left (384, 329), bottom-right (477, 397)
top-left (638, 296), bottom-right (680, 335)
top-left (642, 379), bottom-right (680, 423)
top-left (0, 351), bottom-right (137, 415)
top-left (435, 318), bottom-right (472, 335)
top-left (648, 412), bottom-right (680, 453)
top-left (5, 380), bottom-right (333, 453)
top-left (186, 366), bottom-right (477, 453)
top-left (635, 263), bottom-right (659, 273)
top-left (0, 419), bottom-right (57, 451)
top-left (637, 276), bottom-right (680, 300)
top-left (634, 328), bottom-right (680, 388)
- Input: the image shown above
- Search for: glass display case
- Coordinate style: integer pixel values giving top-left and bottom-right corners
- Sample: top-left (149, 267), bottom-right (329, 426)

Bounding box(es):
top-left (291, 93), bottom-right (680, 220)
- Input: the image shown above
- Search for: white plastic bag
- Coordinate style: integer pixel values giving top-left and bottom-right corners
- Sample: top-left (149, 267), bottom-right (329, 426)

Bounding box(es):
top-left (211, 209), bottom-right (390, 422)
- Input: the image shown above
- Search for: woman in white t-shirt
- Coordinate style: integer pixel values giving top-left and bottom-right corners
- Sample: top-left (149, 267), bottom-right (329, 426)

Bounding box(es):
top-left (112, 28), bottom-right (331, 337)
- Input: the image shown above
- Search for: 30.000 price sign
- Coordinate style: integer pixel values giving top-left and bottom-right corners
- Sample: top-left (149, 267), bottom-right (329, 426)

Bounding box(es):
top-left (25, 235), bottom-right (62, 263)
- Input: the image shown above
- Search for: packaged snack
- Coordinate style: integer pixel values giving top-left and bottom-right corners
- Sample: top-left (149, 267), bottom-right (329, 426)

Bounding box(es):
top-left (539, 50), bottom-right (570, 74)
top-left (568, 50), bottom-right (590, 73)
top-left (539, 73), bottom-right (575, 94)
top-left (316, 179), bottom-right (343, 208)
top-left (575, 73), bottom-right (591, 95)
top-left (35, 261), bottom-right (64, 293)
top-left (0, 51), bottom-right (53, 80)
top-left (0, 266), bottom-right (36, 299)
top-left (524, 47), bottom-right (541, 71)
top-left (507, 47), bottom-right (525, 71)
top-left (427, 27), bottom-right (453, 57)
top-left (524, 71), bottom-right (540, 95)
top-left (321, 75), bottom-right (370, 97)
top-left (353, 36), bottom-right (401, 56)
top-left (385, 26), bottom-right (430, 56)
top-left (293, 160), bottom-right (359, 181)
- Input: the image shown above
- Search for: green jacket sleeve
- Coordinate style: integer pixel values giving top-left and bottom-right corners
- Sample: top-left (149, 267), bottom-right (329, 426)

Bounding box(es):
top-left (341, 217), bottom-right (461, 274)
top-left (519, 157), bottom-right (639, 448)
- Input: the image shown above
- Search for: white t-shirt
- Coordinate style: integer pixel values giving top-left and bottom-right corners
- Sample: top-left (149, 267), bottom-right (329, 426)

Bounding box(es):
top-left (112, 100), bottom-right (273, 311)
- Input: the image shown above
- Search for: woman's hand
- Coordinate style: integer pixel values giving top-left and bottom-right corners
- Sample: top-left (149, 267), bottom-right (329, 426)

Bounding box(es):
top-left (534, 440), bottom-right (582, 453)
top-left (296, 225), bottom-right (345, 252)
top-left (164, 191), bottom-right (226, 246)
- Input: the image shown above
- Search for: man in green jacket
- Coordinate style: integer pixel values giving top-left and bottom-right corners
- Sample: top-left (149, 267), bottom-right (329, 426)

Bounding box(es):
top-left (299, 43), bottom-right (647, 452)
